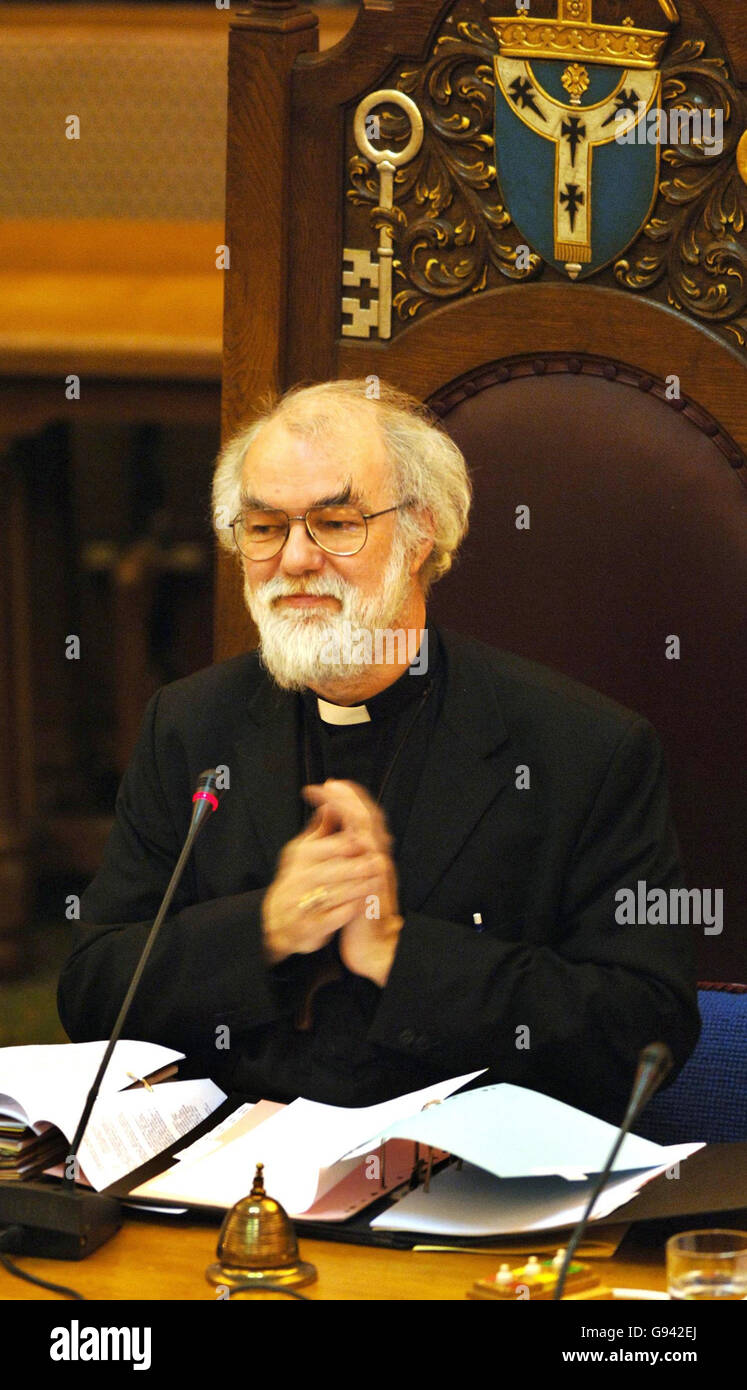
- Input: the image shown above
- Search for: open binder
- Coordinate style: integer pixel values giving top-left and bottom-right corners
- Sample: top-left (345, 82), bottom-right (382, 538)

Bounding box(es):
top-left (118, 1077), bottom-right (715, 1244)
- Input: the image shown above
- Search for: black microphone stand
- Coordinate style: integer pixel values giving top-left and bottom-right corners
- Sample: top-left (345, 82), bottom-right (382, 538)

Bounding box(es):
top-left (552, 1042), bottom-right (673, 1299)
top-left (0, 771), bottom-right (224, 1259)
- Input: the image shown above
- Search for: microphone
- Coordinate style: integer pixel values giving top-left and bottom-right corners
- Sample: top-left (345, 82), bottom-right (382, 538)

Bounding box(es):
top-left (620, 1041), bottom-right (673, 1131)
top-left (189, 768), bottom-right (224, 833)
top-left (552, 1042), bottom-right (673, 1300)
top-left (0, 770), bottom-right (225, 1260)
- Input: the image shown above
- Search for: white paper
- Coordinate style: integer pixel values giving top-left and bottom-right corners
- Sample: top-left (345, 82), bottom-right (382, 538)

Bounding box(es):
top-left (370, 1159), bottom-right (683, 1236)
top-left (172, 1102), bottom-right (255, 1163)
top-left (130, 1076), bottom-right (705, 1235)
top-left (379, 1083), bottom-right (705, 1178)
top-left (0, 1040), bottom-right (184, 1137)
top-left (132, 1106), bottom-right (349, 1214)
top-left (76, 1079), bottom-right (226, 1191)
top-left (286, 1070), bottom-right (485, 1168)
top-left (132, 1072), bottom-right (483, 1215)
top-left (123, 1203), bottom-right (190, 1216)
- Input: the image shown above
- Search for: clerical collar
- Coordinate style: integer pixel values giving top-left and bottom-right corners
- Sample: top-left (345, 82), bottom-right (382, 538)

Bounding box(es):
top-left (303, 623), bottom-right (438, 725)
top-left (317, 698), bottom-right (370, 725)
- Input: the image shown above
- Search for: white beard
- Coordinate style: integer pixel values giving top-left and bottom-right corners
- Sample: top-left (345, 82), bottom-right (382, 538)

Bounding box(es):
top-left (243, 530), bottom-right (415, 691)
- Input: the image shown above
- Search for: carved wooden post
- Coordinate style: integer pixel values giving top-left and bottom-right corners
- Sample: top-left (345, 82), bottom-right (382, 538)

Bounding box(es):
top-left (0, 441), bottom-right (36, 975)
top-left (215, 1), bottom-right (319, 661)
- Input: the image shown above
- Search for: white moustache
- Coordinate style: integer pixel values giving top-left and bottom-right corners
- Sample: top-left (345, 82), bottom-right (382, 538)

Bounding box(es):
top-left (253, 573), bottom-right (354, 606)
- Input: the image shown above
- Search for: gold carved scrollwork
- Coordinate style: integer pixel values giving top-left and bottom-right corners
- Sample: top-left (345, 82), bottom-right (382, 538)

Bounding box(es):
top-left (738, 130), bottom-right (747, 188)
top-left (614, 40), bottom-right (747, 349)
top-left (344, 1), bottom-right (746, 352)
top-left (346, 12), bottom-right (542, 327)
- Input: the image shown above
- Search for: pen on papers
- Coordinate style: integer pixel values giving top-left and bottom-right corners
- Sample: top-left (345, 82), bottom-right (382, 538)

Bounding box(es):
top-left (126, 1072), bottom-right (154, 1092)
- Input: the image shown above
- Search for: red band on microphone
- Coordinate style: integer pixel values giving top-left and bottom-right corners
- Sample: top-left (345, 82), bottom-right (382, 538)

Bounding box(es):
top-left (192, 790), bottom-right (219, 812)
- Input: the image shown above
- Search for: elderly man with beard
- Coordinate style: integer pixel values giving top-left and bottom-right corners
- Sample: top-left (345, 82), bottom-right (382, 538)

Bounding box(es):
top-left (58, 380), bottom-right (699, 1124)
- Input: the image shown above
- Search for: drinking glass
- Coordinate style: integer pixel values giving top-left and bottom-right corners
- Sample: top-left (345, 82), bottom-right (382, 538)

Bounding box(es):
top-left (666, 1229), bottom-right (747, 1300)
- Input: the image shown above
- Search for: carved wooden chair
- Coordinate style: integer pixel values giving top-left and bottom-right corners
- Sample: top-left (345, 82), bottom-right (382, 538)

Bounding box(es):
top-left (216, 0), bottom-right (747, 984)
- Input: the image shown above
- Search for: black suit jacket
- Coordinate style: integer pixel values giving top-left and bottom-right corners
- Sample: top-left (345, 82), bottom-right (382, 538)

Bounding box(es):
top-left (57, 629), bottom-right (700, 1124)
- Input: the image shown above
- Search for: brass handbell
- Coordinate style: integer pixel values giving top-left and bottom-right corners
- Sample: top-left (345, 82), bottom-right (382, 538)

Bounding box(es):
top-left (205, 1163), bottom-right (317, 1290)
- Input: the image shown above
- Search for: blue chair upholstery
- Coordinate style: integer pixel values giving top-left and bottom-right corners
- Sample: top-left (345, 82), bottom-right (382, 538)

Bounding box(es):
top-left (634, 987), bottom-right (747, 1145)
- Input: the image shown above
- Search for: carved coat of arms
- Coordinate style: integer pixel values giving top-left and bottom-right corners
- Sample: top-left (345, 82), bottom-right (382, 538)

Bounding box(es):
top-left (491, 0), bottom-right (679, 278)
top-left (344, 0), bottom-right (747, 350)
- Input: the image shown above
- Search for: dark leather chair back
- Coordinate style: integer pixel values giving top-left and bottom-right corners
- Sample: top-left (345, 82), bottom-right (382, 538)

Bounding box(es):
top-left (427, 357), bottom-right (746, 977)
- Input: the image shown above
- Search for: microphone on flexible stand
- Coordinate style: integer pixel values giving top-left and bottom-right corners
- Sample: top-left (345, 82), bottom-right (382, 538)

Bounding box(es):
top-left (552, 1041), bottom-right (673, 1300)
top-left (0, 770), bottom-right (225, 1260)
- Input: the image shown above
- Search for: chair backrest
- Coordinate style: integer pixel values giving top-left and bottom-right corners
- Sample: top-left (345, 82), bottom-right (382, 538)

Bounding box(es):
top-left (426, 354), bottom-right (746, 983)
top-left (633, 986), bottom-right (747, 1144)
top-left (216, 0), bottom-right (747, 981)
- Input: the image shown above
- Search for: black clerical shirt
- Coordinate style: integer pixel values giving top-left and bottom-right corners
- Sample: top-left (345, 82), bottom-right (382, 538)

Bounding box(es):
top-left (300, 624), bottom-right (443, 849)
top-left (240, 627), bottom-right (447, 1105)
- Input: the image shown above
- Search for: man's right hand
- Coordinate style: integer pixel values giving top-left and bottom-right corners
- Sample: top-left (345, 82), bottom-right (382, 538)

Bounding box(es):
top-left (261, 805), bottom-right (378, 965)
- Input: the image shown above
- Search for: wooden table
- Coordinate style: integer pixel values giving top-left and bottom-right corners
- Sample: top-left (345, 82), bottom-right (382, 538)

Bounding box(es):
top-left (0, 1216), bottom-right (669, 1301)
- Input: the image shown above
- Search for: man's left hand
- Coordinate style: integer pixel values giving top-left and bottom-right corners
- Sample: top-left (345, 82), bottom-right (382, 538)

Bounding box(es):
top-left (302, 779), bottom-right (403, 987)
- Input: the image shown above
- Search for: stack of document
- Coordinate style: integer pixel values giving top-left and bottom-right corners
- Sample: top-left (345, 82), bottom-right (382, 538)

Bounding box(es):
top-left (130, 1073), bottom-right (703, 1235)
top-left (0, 1116), bottom-right (66, 1181)
top-left (0, 1040), bottom-right (226, 1191)
top-left (2, 1043), bottom-right (704, 1235)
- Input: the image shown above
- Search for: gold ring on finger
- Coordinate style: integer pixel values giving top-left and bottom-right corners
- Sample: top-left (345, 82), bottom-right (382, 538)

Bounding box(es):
top-left (297, 887), bottom-right (329, 913)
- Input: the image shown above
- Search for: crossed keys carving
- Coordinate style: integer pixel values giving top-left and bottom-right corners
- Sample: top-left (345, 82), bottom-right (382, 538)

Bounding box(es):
top-left (342, 89), bottom-right (424, 340)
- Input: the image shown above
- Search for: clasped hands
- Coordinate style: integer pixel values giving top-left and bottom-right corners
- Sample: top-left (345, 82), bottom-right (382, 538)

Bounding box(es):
top-left (261, 780), bottom-right (403, 988)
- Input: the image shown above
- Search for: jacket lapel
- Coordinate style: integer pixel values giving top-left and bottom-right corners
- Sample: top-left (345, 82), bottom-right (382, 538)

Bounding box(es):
top-left (230, 631), bottom-right (514, 902)
top-left (397, 632), bottom-right (513, 911)
top-left (232, 676), bottom-right (305, 876)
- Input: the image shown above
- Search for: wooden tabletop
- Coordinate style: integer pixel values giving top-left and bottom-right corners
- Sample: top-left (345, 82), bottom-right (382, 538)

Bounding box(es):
top-left (0, 1215), bottom-right (669, 1301)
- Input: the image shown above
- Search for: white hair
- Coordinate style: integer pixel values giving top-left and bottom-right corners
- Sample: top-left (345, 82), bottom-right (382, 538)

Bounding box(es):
top-left (211, 379), bottom-right (471, 592)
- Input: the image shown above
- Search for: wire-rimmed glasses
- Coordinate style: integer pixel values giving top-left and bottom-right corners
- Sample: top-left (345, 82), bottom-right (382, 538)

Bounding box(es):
top-left (231, 503), bottom-right (406, 561)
